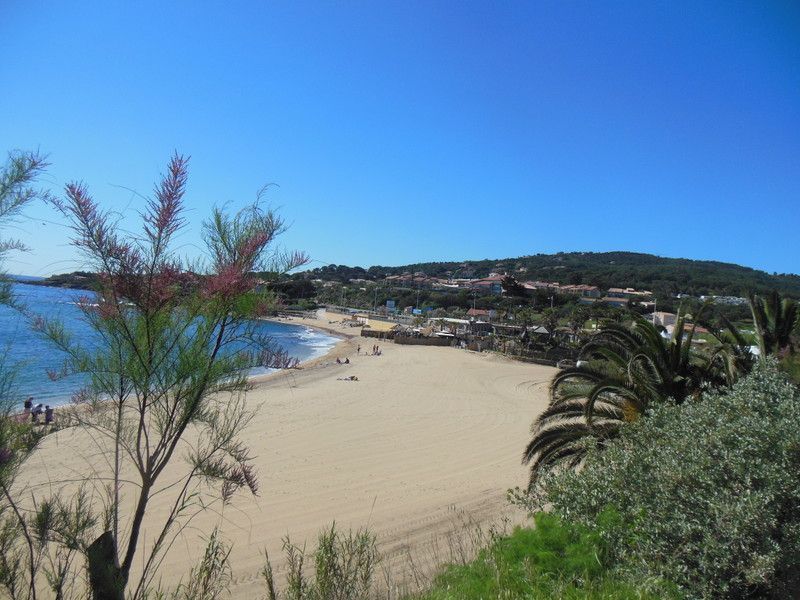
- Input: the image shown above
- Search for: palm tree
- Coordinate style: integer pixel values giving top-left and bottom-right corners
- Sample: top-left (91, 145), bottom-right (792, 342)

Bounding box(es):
top-left (704, 314), bottom-right (755, 386)
top-left (749, 291), bottom-right (797, 358)
top-left (523, 306), bottom-right (737, 488)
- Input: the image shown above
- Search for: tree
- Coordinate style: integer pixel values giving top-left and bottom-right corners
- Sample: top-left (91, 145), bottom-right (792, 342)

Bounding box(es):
top-left (749, 291), bottom-right (797, 358)
top-left (522, 307), bottom-right (743, 488)
top-left (0, 151), bottom-right (95, 600)
top-left (567, 305), bottom-right (589, 340)
top-left (0, 151), bottom-right (49, 303)
top-left (501, 275), bottom-right (527, 298)
top-left (30, 154), bottom-right (308, 598)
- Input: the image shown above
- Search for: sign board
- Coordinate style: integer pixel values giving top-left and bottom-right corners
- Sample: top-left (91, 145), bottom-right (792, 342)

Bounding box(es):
top-left (386, 300), bottom-right (396, 310)
top-left (412, 308), bottom-right (423, 315)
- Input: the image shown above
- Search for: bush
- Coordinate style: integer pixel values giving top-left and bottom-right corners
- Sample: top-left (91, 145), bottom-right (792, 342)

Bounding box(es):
top-left (543, 362), bottom-right (800, 599)
top-left (263, 523), bottom-right (378, 600)
top-left (412, 512), bottom-right (666, 599)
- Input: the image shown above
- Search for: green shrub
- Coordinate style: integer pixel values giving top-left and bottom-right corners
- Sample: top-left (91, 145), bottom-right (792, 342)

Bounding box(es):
top-left (263, 523), bottom-right (378, 600)
top-left (413, 512), bottom-right (666, 599)
top-left (543, 362), bottom-right (800, 599)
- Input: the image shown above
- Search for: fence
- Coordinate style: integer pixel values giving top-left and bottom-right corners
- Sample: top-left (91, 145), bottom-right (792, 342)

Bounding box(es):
top-left (361, 329), bottom-right (396, 340)
top-left (394, 335), bottom-right (454, 347)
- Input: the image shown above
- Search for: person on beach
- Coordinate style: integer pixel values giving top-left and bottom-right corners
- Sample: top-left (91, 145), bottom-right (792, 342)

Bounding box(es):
top-left (357, 345), bottom-right (361, 354)
top-left (31, 403), bottom-right (44, 424)
top-left (336, 357), bottom-right (341, 364)
top-left (344, 357), bottom-right (350, 364)
top-left (22, 397), bottom-right (33, 421)
top-left (45, 406), bottom-right (54, 425)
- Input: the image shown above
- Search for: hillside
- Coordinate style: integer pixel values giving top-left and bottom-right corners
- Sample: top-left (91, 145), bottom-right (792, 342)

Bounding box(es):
top-left (298, 251), bottom-right (800, 298)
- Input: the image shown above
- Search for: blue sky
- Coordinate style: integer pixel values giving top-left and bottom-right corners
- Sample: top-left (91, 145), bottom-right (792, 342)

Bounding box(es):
top-left (1, 1), bottom-right (798, 276)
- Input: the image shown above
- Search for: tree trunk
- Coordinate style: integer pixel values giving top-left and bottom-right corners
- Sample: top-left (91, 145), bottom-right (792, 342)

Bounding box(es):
top-left (87, 531), bottom-right (124, 600)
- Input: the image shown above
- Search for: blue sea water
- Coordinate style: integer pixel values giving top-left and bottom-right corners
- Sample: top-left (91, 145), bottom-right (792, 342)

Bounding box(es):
top-left (0, 283), bottom-right (338, 407)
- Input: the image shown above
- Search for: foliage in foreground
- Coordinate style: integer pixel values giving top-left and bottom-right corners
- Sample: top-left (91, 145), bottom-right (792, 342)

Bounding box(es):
top-left (538, 363), bottom-right (800, 599)
top-left (412, 512), bottom-right (670, 600)
top-left (0, 154), bottom-right (309, 599)
top-left (262, 523), bottom-right (379, 600)
top-left (523, 309), bottom-right (746, 487)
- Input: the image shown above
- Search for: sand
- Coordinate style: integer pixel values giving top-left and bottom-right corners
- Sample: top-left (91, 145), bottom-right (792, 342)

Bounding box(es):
top-left (17, 312), bottom-right (555, 597)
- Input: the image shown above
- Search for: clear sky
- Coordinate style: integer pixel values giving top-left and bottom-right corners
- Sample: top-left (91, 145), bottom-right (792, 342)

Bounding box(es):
top-left (1, 1), bottom-right (798, 276)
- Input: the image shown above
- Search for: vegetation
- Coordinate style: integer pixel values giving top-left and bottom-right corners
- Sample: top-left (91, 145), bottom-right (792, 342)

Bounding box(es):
top-left (2, 154), bottom-right (309, 599)
top-left (749, 291), bottom-right (797, 357)
top-left (522, 308), bottom-right (746, 486)
top-left (263, 524), bottom-right (378, 600)
top-left (297, 251), bottom-right (800, 299)
top-left (412, 512), bottom-right (670, 600)
top-left (0, 151), bottom-right (49, 303)
top-left (537, 363), bottom-right (800, 599)
top-left (0, 152), bottom-right (96, 599)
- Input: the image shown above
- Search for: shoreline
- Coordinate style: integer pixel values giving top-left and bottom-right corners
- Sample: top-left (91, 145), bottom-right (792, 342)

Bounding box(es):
top-left (18, 310), bottom-right (557, 597)
top-left (248, 311), bottom-right (363, 385)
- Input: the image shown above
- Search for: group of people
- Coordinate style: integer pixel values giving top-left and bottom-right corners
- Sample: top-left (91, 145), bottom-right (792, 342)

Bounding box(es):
top-left (335, 357), bottom-right (350, 364)
top-left (22, 397), bottom-right (54, 425)
top-left (356, 344), bottom-right (382, 356)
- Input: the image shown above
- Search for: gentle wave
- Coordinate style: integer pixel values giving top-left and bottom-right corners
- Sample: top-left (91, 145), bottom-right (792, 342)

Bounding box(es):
top-left (0, 283), bottom-right (339, 408)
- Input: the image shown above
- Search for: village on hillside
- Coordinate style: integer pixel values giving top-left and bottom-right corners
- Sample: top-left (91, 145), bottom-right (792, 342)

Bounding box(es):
top-left (294, 270), bottom-right (754, 368)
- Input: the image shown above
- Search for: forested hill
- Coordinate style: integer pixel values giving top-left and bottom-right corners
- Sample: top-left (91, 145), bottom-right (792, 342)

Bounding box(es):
top-left (300, 252), bottom-right (800, 298)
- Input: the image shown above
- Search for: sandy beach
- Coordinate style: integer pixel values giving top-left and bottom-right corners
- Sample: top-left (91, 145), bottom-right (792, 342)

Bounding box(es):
top-left (17, 312), bottom-right (555, 597)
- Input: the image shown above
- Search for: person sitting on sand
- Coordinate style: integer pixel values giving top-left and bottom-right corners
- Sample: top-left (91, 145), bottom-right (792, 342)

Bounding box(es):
top-left (336, 357), bottom-right (341, 364)
top-left (31, 404), bottom-right (44, 424)
top-left (44, 406), bottom-right (54, 425)
top-left (344, 357), bottom-right (350, 364)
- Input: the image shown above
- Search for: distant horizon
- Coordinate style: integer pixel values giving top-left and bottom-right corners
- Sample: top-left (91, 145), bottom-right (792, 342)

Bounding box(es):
top-left (12, 248), bottom-right (799, 280)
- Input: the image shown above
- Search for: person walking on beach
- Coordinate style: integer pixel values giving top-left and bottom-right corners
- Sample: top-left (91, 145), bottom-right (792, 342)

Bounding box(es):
top-left (357, 345), bottom-right (361, 354)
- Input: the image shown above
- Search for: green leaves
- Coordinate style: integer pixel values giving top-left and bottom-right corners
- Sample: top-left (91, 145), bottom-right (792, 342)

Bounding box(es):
top-left (524, 306), bottom-right (751, 487)
top-left (544, 363), bottom-right (800, 598)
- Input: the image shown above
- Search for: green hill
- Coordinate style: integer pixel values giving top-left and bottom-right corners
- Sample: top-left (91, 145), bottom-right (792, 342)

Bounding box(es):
top-left (299, 251), bottom-right (800, 298)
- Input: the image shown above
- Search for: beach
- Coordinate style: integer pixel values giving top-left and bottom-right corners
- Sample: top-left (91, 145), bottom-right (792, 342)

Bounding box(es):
top-left (16, 312), bottom-right (555, 596)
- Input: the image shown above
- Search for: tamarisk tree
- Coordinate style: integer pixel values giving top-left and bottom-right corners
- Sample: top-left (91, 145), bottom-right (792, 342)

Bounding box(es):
top-left (0, 151), bottom-right (95, 600)
top-left (36, 154), bottom-right (308, 598)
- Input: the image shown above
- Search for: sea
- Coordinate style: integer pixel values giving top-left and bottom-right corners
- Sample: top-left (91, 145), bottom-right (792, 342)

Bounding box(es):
top-left (0, 281), bottom-right (339, 408)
